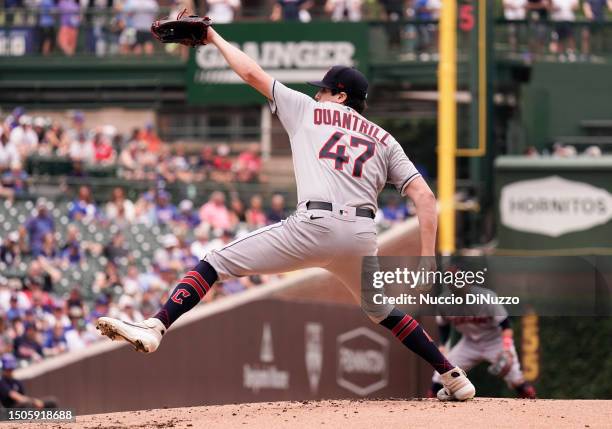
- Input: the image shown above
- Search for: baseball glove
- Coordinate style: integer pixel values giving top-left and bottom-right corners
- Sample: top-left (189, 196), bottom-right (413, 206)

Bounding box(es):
top-left (151, 9), bottom-right (212, 47)
top-left (487, 349), bottom-right (514, 378)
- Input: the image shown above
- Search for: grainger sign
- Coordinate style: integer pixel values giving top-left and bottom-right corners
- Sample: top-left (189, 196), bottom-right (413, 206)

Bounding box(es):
top-left (186, 22), bottom-right (369, 105)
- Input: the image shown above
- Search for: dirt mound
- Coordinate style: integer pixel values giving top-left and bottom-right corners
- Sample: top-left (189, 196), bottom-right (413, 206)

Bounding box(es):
top-left (9, 398), bottom-right (611, 429)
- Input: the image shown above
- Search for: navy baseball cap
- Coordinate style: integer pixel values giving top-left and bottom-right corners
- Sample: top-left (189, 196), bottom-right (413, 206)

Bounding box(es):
top-left (308, 66), bottom-right (368, 101)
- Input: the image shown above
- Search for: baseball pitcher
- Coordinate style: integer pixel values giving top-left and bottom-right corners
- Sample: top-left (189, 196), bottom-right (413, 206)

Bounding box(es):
top-left (97, 16), bottom-right (475, 401)
top-left (430, 285), bottom-right (536, 399)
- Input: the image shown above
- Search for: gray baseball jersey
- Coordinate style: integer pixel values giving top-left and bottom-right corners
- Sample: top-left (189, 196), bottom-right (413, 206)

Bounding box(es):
top-left (204, 80), bottom-right (421, 323)
top-left (269, 81), bottom-right (421, 211)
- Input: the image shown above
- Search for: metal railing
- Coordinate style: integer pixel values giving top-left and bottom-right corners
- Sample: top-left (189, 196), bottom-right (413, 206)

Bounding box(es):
top-left (3, 7), bottom-right (612, 62)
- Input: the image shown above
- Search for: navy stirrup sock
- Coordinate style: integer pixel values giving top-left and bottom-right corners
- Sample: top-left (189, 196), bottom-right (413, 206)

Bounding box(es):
top-left (154, 260), bottom-right (218, 328)
top-left (380, 307), bottom-right (454, 374)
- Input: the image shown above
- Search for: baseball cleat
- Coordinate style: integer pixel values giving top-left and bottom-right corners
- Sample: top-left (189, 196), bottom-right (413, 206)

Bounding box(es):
top-left (437, 367), bottom-right (476, 401)
top-left (96, 317), bottom-right (165, 353)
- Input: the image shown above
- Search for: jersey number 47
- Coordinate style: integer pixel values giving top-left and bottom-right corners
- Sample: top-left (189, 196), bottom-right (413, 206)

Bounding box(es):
top-left (318, 131), bottom-right (375, 178)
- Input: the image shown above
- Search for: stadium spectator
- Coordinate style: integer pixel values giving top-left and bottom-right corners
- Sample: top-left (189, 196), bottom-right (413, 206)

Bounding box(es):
top-left (199, 191), bottom-right (233, 232)
top-left (414, 0), bottom-right (440, 53)
top-left (245, 195), bottom-right (267, 229)
top-left (0, 128), bottom-right (18, 171)
top-left (9, 116), bottom-right (38, 160)
top-left (23, 258), bottom-right (58, 295)
top-left (42, 122), bottom-right (64, 155)
top-left (582, 0), bottom-right (611, 55)
top-left (270, 0), bottom-right (313, 22)
top-left (1, 160), bottom-right (29, 198)
top-left (39, 0), bottom-right (57, 55)
top-left (154, 191), bottom-right (177, 225)
top-left (36, 232), bottom-right (58, 260)
top-left (504, 0), bottom-right (528, 20)
top-left (57, 0), bottom-right (81, 56)
top-left (174, 199), bottom-right (200, 229)
top-left (5, 296), bottom-right (24, 322)
top-left (266, 194), bottom-right (287, 224)
top-left (211, 144), bottom-right (233, 182)
top-left (118, 141), bottom-right (143, 179)
top-left (503, 0), bottom-right (527, 51)
top-left (325, 0), bottom-right (362, 22)
top-left (89, 296), bottom-right (112, 320)
top-left (176, 232), bottom-right (199, 268)
top-left (205, 0), bottom-right (241, 23)
top-left (118, 296), bottom-right (143, 323)
top-left (69, 185), bottom-right (98, 221)
top-left (64, 307), bottom-right (97, 351)
top-left (51, 303), bottom-right (70, 328)
top-left (229, 194), bottom-right (246, 225)
top-left (550, 0), bottom-right (578, 57)
top-left (154, 234), bottom-right (184, 272)
top-left (92, 132), bottom-right (116, 164)
top-left (198, 146), bottom-right (216, 175)
top-left (235, 144), bottom-right (262, 182)
top-left (0, 354), bottom-right (57, 408)
top-left (68, 132), bottom-right (95, 164)
top-left (26, 200), bottom-right (55, 256)
top-left (526, 0), bottom-right (550, 55)
top-left (122, 265), bottom-right (142, 296)
top-left (0, 316), bottom-right (13, 355)
top-left (0, 232), bottom-right (21, 266)
top-left (122, 0), bottom-right (159, 55)
top-left (141, 123), bottom-right (162, 154)
top-left (103, 232), bottom-right (130, 265)
top-left (60, 224), bottom-right (84, 266)
top-left (43, 323), bottom-right (68, 357)
top-left (13, 323), bottom-right (44, 363)
top-left (190, 223), bottom-right (212, 260)
top-left (139, 290), bottom-right (158, 319)
top-left (105, 187), bottom-right (136, 224)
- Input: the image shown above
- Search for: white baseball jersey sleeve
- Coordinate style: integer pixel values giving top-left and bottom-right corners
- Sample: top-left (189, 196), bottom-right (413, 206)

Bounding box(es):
top-left (269, 80), bottom-right (421, 211)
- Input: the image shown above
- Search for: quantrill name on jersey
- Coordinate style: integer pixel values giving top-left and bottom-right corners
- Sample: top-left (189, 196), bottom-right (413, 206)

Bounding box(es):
top-left (313, 108), bottom-right (390, 144)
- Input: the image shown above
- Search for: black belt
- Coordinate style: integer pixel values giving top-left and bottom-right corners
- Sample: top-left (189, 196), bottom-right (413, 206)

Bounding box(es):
top-left (306, 201), bottom-right (375, 219)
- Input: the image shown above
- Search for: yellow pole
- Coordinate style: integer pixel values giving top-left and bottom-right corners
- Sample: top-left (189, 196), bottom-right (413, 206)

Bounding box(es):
top-left (437, 0), bottom-right (457, 255)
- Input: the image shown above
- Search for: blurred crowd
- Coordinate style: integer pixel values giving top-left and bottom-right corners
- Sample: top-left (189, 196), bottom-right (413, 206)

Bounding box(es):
top-left (2, 1), bottom-right (611, 59)
top-left (0, 183), bottom-right (295, 369)
top-left (0, 107), bottom-right (262, 200)
top-left (0, 181), bottom-right (413, 369)
top-left (0, 0), bottom-right (447, 56)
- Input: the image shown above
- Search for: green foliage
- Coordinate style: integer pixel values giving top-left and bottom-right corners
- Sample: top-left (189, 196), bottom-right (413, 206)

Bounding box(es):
top-left (467, 317), bottom-right (612, 399)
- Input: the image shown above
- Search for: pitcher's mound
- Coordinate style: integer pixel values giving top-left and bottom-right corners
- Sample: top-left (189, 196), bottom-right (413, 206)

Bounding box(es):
top-left (14, 398), bottom-right (612, 429)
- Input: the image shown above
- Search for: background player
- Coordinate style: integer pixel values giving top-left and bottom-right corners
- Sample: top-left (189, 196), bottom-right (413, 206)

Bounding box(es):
top-left (430, 274), bottom-right (536, 399)
top-left (97, 23), bottom-right (475, 401)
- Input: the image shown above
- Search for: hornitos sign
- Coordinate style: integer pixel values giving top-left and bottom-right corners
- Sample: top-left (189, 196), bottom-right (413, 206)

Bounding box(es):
top-left (187, 22), bottom-right (368, 105)
top-left (500, 176), bottom-right (612, 237)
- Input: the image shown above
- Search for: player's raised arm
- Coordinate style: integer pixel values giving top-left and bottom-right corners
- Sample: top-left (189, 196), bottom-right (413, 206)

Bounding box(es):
top-left (404, 177), bottom-right (437, 257)
top-left (207, 27), bottom-right (274, 100)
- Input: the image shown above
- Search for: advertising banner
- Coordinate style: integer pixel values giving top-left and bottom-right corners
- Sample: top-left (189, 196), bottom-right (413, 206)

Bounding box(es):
top-left (186, 22), bottom-right (369, 105)
top-left (495, 157), bottom-right (612, 251)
